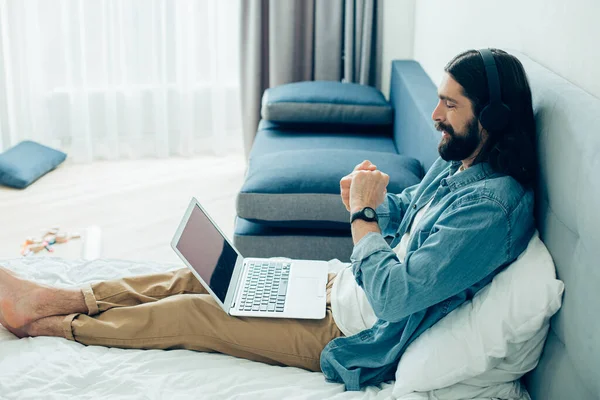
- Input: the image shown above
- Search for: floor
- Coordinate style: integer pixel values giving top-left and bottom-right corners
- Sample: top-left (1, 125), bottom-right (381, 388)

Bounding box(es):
top-left (0, 154), bottom-right (247, 266)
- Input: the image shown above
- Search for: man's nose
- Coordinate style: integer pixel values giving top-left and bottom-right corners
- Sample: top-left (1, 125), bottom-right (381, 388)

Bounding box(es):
top-left (431, 101), bottom-right (444, 122)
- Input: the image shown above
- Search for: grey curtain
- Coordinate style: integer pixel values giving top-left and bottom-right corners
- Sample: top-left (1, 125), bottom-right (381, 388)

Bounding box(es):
top-left (239, 0), bottom-right (382, 156)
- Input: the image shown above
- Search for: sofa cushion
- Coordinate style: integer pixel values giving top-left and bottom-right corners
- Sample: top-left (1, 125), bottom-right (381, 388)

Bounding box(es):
top-left (250, 121), bottom-right (397, 158)
top-left (0, 140), bottom-right (67, 189)
top-left (237, 149), bottom-right (423, 229)
top-left (261, 81), bottom-right (393, 126)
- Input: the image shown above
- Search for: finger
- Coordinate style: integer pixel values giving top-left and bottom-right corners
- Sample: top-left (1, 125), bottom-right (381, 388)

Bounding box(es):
top-left (354, 160), bottom-right (376, 171)
top-left (363, 160), bottom-right (377, 169)
top-left (340, 179), bottom-right (352, 190)
top-left (370, 170), bottom-right (388, 181)
top-left (341, 195), bottom-right (350, 211)
top-left (382, 172), bottom-right (390, 185)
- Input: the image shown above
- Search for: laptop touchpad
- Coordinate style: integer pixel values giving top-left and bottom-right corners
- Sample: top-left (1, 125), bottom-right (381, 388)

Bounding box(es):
top-left (296, 278), bottom-right (320, 297)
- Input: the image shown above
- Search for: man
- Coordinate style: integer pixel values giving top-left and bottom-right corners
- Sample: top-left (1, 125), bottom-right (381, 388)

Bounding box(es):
top-left (0, 49), bottom-right (536, 391)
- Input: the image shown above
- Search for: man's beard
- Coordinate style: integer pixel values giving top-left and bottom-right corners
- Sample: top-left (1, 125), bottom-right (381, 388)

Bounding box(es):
top-left (436, 117), bottom-right (481, 161)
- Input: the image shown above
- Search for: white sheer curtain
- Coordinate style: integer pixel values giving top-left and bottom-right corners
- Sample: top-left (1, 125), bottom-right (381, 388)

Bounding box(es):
top-left (0, 0), bottom-right (241, 162)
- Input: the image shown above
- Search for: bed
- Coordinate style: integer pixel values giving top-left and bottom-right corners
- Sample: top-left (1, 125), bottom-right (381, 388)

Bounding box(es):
top-left (0, 257), bottom-right (398, 399)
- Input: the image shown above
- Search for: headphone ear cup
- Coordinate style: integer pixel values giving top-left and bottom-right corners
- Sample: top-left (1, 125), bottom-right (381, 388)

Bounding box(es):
top-left (479, 103), bottom-right (511, 132)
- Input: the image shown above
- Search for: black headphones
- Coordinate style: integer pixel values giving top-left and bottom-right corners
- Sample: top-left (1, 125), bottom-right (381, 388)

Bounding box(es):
top-left (477, 49), bottom-right (511, 132)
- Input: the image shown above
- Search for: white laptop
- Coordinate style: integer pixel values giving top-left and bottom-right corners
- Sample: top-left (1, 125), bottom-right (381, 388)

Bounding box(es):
top-left (171, 197), bottom-right (328, 319)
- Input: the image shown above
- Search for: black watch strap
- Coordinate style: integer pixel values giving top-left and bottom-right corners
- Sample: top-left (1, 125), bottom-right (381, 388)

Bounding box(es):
top-left (350, 207), bottom-right (378, 224)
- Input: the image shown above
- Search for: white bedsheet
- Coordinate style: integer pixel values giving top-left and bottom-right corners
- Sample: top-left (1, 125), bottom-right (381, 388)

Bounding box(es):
top-left (0, 257), bottom-right (397, 400)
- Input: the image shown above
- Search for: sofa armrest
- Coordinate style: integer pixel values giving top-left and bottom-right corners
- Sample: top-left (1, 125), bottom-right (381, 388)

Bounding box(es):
top-left (389, 60), bottom-right (440, 171)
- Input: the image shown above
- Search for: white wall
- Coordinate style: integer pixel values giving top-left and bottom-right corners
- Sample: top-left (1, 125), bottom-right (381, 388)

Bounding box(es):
top-left (411, 0), bottom-right (600, 98)
top-left (380, 0), bottom-right (415, 97)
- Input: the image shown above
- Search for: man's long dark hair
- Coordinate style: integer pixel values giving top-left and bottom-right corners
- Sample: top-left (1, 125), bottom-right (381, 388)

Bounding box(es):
top-left (444, 49), bottom-right (537, 185)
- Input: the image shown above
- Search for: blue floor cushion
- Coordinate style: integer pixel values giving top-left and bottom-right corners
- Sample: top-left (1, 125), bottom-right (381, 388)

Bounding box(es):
top-left (0, 141), bottom-right (67, 189)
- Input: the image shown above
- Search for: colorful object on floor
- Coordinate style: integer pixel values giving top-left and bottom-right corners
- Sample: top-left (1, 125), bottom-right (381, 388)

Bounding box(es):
top-left (20, 226), bottom-right (81, 257)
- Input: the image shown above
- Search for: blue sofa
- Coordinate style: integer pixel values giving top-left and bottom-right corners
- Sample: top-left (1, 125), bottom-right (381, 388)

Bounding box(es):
top-left (234, 61), bottom-right (440, 262)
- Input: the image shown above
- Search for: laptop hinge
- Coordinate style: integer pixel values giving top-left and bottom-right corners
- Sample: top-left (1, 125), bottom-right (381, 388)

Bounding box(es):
top-left (228, 257), bottom-right (246, 310)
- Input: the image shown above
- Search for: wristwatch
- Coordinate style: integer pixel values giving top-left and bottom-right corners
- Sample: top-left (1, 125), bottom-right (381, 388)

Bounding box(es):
top-left (350, 207), bottom-right (378, 224)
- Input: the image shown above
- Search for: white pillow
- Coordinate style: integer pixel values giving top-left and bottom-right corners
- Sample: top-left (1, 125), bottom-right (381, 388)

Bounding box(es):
top-left (393, 230), bottom-right (564, 397)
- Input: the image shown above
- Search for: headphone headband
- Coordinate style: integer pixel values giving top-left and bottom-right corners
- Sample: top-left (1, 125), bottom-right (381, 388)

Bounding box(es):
top-left (478, 49), bottom-right (502, 105)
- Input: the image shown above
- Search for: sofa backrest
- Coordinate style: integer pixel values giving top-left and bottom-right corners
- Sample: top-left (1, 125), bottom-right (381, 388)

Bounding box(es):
top-left (389, 56), bottom-right (600, 400)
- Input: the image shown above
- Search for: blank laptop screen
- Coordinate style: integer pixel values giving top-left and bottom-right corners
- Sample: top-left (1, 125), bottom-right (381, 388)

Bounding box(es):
top-left (175, 204), bottom-right (238, 303)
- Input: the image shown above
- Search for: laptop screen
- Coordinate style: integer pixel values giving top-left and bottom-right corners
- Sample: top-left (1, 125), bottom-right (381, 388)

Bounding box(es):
top-left (175, 203), bottom-right (239, 303)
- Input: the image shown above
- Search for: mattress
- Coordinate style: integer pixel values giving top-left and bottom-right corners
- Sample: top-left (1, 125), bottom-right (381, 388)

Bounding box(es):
top-left (0, 257), bottom-right (397, 399)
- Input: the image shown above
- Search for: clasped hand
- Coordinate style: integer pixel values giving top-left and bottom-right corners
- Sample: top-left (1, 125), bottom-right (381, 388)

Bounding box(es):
top-left (340, 160), bottom-right (389, 213)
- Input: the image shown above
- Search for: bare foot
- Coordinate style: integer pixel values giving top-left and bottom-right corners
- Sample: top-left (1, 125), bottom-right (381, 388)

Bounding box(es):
top-left (0, 268), bottom-right (63, 336)
top-left (0, 314), bottom-right (28, 338)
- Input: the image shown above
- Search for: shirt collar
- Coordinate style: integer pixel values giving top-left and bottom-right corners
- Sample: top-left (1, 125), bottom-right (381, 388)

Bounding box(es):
top-left (441, 160), bottom-right (496, 191)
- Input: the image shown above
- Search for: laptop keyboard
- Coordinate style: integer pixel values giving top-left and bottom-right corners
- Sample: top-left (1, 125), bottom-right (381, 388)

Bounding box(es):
top-left (238, 261), bottom-right (291, 313)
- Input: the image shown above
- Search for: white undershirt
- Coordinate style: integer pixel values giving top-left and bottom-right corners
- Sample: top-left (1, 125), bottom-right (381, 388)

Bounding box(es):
top-left (330, 199), bottom-right (433, 336)
top-left (330, 168), bottom-right (461, 336)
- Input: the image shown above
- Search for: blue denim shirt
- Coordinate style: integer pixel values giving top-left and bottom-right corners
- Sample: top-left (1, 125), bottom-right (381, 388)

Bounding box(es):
top-left (320, 157), bottom-right (535, 391)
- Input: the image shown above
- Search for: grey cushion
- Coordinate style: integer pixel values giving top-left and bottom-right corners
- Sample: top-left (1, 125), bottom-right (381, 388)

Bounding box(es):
top-left (511, 52), bottom-right (600, 400)
top-left (261, 81), bottom-right (393, 126)
top-left (237, 149), bottom-right (423, 230)
top-left (234, 218), bottom-right (354, 261)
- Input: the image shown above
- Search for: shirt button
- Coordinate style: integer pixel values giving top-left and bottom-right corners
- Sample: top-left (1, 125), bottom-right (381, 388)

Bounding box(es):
top-left (413, 204), bottom-right (417, 209)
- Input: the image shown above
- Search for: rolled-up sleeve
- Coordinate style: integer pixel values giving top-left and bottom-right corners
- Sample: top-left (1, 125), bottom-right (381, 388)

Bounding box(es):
top-left (376, 183), bottom-right (419, 237)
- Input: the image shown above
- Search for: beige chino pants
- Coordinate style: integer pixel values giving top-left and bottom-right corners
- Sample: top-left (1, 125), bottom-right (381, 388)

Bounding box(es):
top-left (62, 268), bottom-right (343, 372)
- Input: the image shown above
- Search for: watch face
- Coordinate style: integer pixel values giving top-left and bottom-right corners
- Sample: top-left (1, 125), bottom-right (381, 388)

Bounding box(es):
top-left (364, 208), bottom-right (375, 218)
